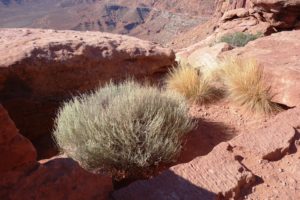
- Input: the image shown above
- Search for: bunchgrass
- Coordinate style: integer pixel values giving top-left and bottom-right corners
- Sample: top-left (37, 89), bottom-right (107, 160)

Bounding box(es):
top-left (166, 64), bottom-right (218, 104)
top-left (220, 57), bottom-right (281, 115)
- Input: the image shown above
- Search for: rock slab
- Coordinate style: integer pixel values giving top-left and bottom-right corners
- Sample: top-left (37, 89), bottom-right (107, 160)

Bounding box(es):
top-left (113, 143), bottom-right (255, 200)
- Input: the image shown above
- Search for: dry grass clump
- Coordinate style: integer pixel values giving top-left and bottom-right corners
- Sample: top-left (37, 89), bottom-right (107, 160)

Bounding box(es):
top-left (220, 57), bottom-right (281, 115)
top-left (53, 80), bottom-right (195, 180)
top-left (166, 64), bottom-right (218, 104)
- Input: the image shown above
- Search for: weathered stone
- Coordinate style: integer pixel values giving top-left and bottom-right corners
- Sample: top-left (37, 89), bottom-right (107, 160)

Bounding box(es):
top-left (230, 119), bottom-right (296, 161)
top-left (0, 104), bottom-right (36, 173)
top-left (112, 143), bottom-right (255, 200)
top-left (176, 42), bottom-right (232, 69)
top-left (221, 8), bottom-right (250, 21)
top-left (170, 0), bottom-right (300, 48)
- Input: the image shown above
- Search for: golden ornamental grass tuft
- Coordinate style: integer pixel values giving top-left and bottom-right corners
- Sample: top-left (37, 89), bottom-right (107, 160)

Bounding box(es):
top-left (166, 64), bottom-right (218, 104)
top-left (220, 57), bottom-right (281, 115)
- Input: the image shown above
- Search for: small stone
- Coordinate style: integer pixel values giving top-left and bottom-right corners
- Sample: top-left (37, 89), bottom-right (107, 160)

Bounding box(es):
top-left (278, 168), bottom-right (284, 173)
top-left (281, 181), bottom-right (287, 186)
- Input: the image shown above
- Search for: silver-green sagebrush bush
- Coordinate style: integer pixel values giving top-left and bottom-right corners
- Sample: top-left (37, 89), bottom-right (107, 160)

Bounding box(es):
top-left (219, 32), bottom-right (262, 47)
top-left (53, 81), bottom-right (195, 179)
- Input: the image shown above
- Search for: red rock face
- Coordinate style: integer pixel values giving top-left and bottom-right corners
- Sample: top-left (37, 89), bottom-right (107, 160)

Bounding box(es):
top-left (0, 28), bottom-right (176, 159)
top-left (0, 104), bottom-right (36, 198)
top-left (0, 104), bottom-right (36, 173)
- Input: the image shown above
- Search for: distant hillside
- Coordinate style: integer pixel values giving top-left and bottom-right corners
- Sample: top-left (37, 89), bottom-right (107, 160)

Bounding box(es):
top-left (0, 0), bottom-right (215, 44)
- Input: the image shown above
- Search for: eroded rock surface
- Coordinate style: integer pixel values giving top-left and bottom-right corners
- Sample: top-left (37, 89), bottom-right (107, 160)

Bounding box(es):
top-left (0, 104), bottom-right (37, 198)
top-left (170, 0), bottom-right (300, 48)
top-left (0, 104), bottom-right (36, 173)
top-left (0, 28), bottom-right (175, 158)
top-left (113, 107), bottom-right (300, 200)
top-left (9, 156), bottom-right (112, 200)
top-left (113, 143), bottom-right (255, 200)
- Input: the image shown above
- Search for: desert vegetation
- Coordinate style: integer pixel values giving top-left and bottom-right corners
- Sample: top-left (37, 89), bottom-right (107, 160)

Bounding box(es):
top-left (219, 32), bottom-right (262, 47)
top-left (165, 64), bottom-right (219, 104)
top-left (53, 81), bottom-right (195, 183)
top-left (220, 57), bottom-right (281, 114)
top-left (167, 56), bottom-right (280, 115)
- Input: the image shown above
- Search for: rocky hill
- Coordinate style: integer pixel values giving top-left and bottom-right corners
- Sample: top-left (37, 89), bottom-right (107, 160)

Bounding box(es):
top-left (0, 0), bottom-right (215, 44)
top-left (170, 0), bottom-right (300, 48)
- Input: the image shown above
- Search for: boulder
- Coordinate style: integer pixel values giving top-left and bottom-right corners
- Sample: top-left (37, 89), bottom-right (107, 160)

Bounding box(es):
top-left (223, 30), bottom-right (300, 107)
top-left (221, 8), bottom-right (250, 21)
top-left (251, 0), bottom-right (300, 29)
top-left (0, 28), bottom-right (175, 158)
top-left (185, 42), bottom-right (232, 67)
top-left (176, 42), bottom-right (232, 73)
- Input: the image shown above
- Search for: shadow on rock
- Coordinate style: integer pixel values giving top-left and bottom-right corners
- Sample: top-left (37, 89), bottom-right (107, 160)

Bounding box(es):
top-left (178, 120), bottom-right (236, 164)
top-left (111, 170), bottom-right (216, 200)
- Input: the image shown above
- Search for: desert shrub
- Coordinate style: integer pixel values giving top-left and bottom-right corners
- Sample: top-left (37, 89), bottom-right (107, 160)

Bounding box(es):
top-left (53, 81), bottom-right (195, 180)
top-left (166, 64), bottom-right (218, 104)
top-left (220, 57), bottom-right (281, 115)
top-left (219, 32), bottom-right (262, 47)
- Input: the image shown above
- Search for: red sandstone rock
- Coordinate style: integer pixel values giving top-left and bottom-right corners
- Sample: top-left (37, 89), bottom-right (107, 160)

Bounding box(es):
top-left (231, 107), bottom-right (300, 200)
top-left (176, 42), bottom-right (233, 69)
top-left (170, 0), bottom-right (300, 48)
top-left (0, 104), bottom-right (37, 198)
top-left (0, 28), bottom-right (176, 158)
top-left (8, 156), bottom-right (112, 200)
top-left (0, 104), bottom-right (36, 173)
top-left (230, 114), bottom-right (298, 161)
top-left (113, 142), bottom-right (255, 200)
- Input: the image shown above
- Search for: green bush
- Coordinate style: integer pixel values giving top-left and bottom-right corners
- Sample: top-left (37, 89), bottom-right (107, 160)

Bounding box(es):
top-left (219, 32), bottom-right (262, 47)
top-left (53, 81), bottom-right (195, 180)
